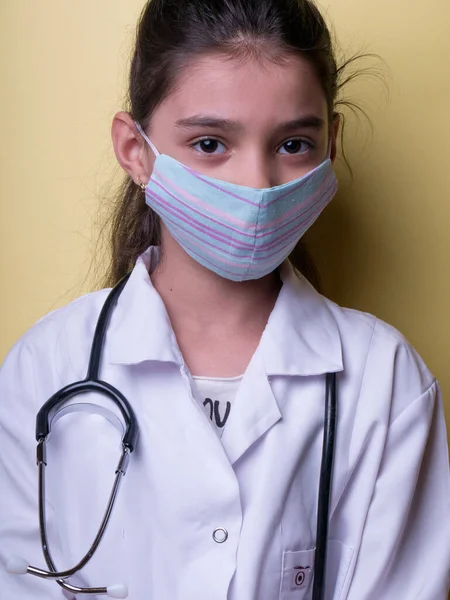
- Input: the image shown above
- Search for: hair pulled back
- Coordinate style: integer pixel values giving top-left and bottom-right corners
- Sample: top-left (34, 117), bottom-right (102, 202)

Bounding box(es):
top-left (103, 0), bottom-right (357, 288)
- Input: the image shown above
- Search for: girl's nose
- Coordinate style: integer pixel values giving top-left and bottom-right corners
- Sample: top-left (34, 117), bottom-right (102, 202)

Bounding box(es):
top-left (233, 157), bottom-right (277, 189)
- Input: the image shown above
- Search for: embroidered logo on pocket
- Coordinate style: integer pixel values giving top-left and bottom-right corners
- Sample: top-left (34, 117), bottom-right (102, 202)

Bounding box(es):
top-left (291, 565), bottom-right (312, 590)
top-left (281, 548), bottom-right (315, 598)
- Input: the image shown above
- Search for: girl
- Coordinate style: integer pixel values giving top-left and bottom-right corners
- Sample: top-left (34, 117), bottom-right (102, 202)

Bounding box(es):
top-left (1, 0), bottom-right (449, 599)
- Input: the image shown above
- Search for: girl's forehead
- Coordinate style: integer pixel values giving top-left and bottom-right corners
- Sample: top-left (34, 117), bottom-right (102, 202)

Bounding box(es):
top-left (155, 53), bottom-right (328, 127)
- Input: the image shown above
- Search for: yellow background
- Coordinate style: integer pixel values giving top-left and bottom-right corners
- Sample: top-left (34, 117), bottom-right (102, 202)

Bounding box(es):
top-left (1, 0), bottom-right (449, 442)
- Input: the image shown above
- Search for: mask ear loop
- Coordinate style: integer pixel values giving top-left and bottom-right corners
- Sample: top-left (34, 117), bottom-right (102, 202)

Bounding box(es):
top-left (134, 121), bottom-right (160, 157)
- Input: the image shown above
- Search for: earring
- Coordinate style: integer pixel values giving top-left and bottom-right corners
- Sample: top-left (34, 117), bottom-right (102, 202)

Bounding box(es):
top-left (138, 180), bottom-right (146, 191)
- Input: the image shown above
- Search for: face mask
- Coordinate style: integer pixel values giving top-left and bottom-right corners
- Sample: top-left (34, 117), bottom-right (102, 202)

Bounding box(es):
top-left (135, 121), bottom-right (338, 282)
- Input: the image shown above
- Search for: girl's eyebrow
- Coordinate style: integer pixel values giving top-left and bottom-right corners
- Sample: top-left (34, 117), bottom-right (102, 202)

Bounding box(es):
top-left (277, 116), bottom-right (325, 134)
top-left (174, 114), bottom-right (325, 133)
top-left (175, 115), bottom-right (243, 131)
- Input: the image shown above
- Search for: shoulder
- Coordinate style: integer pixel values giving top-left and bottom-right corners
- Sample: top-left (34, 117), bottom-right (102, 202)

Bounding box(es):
top-left (17, 287), bottom-right (111, 348)
top-left (325, 298), bottom-right (437, 421)
top-left (1, 288), bottom-right (112, 389)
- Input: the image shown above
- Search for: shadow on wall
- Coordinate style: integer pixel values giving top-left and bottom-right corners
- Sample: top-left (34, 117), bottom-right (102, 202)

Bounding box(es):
top-left (304, 172), bottom-right (443, 326)
top-left (303, 180), bottom-right (388, 308)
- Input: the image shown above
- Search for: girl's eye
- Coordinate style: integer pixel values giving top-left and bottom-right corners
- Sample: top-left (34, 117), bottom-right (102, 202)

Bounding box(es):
top-left (278, 139), bottom-right (313, 155)
top-left (191, 137), bottom-right (313, 155)
top-left (192, 138), bottom-right (226, 155)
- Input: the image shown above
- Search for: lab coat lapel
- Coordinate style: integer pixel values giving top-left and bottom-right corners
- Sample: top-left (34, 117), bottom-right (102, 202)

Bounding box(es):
top-left (220, 349), bottom-right (281, 466)
top-left (106, 249), bottom-right (343, 471)
top-left (220, 261), bottom-right (343, 466)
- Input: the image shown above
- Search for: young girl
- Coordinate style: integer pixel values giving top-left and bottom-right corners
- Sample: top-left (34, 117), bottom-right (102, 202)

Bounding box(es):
top-left (1, 0), bottom-right (449, 599)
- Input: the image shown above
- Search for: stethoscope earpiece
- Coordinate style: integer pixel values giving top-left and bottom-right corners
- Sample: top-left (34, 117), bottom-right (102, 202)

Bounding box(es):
top-left (7, 555), bottom-right (29, 575)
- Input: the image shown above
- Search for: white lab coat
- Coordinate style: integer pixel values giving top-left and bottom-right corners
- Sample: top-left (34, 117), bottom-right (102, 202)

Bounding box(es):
top-left (0, 246), bottom-right (449, 600)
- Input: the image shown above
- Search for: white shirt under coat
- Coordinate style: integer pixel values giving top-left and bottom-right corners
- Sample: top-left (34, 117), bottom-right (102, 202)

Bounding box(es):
top-left (0, 247), bottom-right (449, 600)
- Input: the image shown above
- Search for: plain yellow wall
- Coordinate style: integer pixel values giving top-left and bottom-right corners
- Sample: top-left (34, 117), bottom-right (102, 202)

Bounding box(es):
top-left (1, 0), bottom-right (449, 440)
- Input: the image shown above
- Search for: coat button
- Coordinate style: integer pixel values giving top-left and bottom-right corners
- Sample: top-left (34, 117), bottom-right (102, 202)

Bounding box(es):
top-left (212, 528), bottom-right (228, 543)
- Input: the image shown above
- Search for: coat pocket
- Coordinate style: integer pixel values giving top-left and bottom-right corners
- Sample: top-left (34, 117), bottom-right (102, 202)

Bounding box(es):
top-left (279, 548), bottom-right (315, 600)
top-left (279, 541), bottom-right (353, 600)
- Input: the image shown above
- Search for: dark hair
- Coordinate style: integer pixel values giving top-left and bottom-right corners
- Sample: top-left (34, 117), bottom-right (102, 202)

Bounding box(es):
top-left (99, 0), bottom-right (369, 289)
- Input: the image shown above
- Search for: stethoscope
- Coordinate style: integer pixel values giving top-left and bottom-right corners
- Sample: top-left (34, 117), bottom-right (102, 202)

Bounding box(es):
top-left (7, 274), bottom-right (337, 600)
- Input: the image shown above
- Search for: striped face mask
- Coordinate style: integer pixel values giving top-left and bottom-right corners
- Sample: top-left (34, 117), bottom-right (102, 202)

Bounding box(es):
top-left (135, 122), bottom-right (338, 282)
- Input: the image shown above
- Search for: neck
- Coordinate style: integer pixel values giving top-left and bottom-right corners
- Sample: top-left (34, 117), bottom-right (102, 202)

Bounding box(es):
top-left (151, 232), bottom-right (281, 333)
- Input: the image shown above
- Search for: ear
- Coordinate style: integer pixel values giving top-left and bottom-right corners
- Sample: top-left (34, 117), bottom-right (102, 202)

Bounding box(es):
top-left (111, 112), bottom-right (154, 185)
top-left (330, 112), bottom-right (341, 163)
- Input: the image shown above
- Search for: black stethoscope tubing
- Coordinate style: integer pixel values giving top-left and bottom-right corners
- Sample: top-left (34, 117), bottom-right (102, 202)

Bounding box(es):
top-left (33, 274), bottom-right (337, 599)
top-left (36, 273), bottom-right (137, 451)
top-left (313, 371), bottom-right (337, 600)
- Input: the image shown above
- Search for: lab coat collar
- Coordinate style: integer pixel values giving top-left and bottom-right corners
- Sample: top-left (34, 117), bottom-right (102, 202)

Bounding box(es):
top-left (109, 247), bottom-right (183, 366)
top-left (108, 247), bottom-right (343, 376)
top-left (262, 261), bottom-right (344, 376)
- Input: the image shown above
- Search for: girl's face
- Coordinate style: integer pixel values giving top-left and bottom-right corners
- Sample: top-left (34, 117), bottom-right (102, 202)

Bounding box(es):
top-left (114, 52), bottom-right (339, 188)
